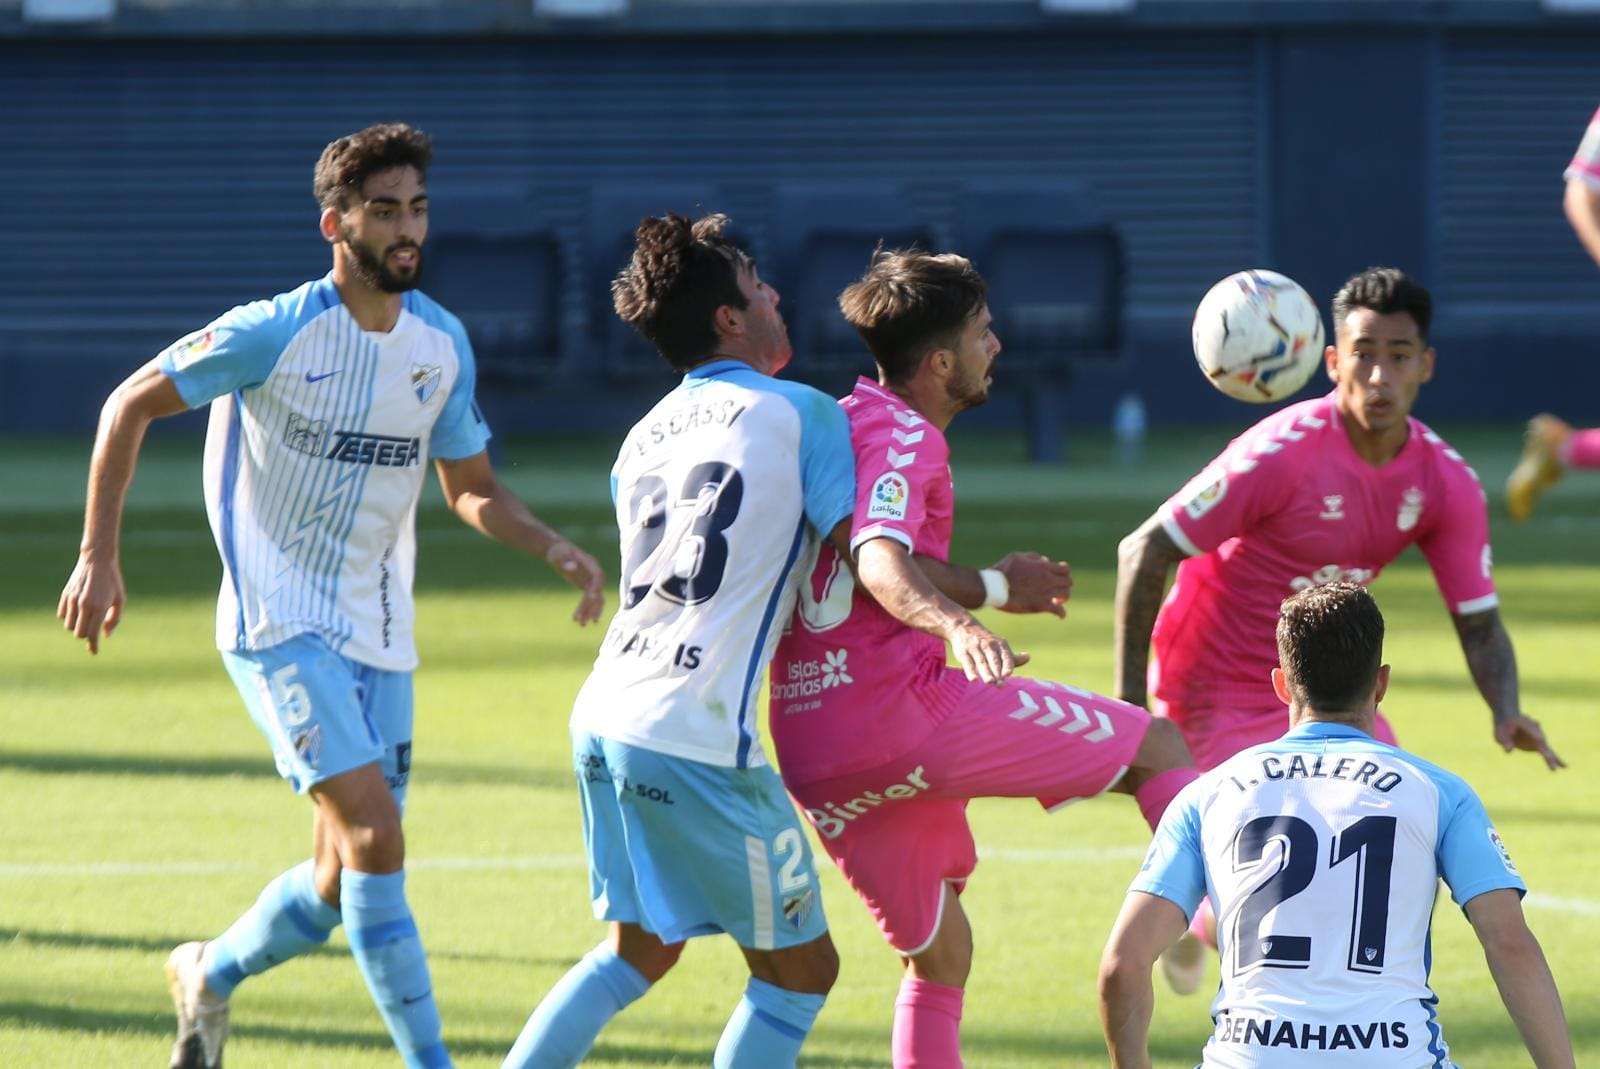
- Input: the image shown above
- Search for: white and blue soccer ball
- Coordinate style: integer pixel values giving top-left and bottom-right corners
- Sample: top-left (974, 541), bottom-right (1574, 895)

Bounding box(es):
top-left (1191, 269), bottom-right (1325, 404)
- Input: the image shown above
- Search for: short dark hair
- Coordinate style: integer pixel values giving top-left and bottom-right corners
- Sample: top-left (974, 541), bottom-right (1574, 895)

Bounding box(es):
top-left (838, 249), bottom-right (988, 382)
top-left (612, 213), bottom-right (751, 371)
top-left (1330, 266), bottom-right (1432, 340)
top-left (313, 123), bottom-right (433, 212)
top-left (1275, 583), bottom-right (1385, 715)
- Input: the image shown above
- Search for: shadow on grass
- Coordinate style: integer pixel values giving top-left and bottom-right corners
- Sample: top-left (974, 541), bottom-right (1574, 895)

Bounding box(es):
top-left (0, 749), bottom-right (575, 791)
top-left (0, 926), bottom-right (571, 972)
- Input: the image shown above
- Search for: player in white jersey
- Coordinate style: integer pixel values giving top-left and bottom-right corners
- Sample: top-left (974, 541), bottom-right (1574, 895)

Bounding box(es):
top-left (57, 124), bottom-right (606, 1069)
top-left (503, 214), bottom-right (852, 1069)
top-left (1099, 583), bottom-right (1574, 1069)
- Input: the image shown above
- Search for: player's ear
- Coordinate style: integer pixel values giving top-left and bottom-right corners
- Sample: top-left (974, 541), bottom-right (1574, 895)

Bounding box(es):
top-left (1419, 346), bottom-right (1436, 384)
top-left (1323, 341), bottom-right (1340, 383)
top-left (1271, 667), bottom-right (1293, 706)
top-left (319, 205), bottom-right (342, 246)
top-left (1373, 664), bottom-right (1390, 705)
top-left (712, 302), bottom-right (743, 338)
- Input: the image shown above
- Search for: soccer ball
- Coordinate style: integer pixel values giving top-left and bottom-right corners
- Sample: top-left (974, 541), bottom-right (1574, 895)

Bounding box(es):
top-left (1191, 269), bottom-right (1325, 403)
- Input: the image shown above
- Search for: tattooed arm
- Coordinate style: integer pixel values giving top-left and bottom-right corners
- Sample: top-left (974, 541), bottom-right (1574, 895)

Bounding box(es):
top-left (1451, 608), bottom-right (1565, 770)
top-left (1114, 514), bottom-right (1188, 707)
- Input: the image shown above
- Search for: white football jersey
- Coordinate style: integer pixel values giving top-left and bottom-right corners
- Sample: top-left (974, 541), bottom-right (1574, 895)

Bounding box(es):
top-left (1133, 722), bottom-right (1525, 1068)
top-left (158, 275), bottom-right (490, 671)
top-left (570, 360), bottom-right (855, 769)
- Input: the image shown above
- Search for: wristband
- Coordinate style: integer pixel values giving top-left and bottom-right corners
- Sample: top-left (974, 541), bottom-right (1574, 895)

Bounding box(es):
top-left (979, 568), bottom-right (1010, 609)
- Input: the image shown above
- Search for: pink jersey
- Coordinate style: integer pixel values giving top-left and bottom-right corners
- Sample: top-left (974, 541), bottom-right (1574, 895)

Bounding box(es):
top-left (1153, 392), bottom-right (1497, 710)
top-left (1566, 104), bottom-right (1600, 189)
top-left (772, 379), bottom-right (957, 785)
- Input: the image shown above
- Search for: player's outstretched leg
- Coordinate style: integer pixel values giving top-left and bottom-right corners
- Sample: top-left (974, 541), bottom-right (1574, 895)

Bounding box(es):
top-left (714, 935), bottom-right (837, 1069)
top-left (319, 765), bottom-right (452, 1069)
top-left (502, 924), bottom-right (673, 1069)
top-left (167, 858), bottom-right (343, 1068)
top-left (1111, 717), bottom-right (1198, 834)
top-left (1507, 414), bottom-right (1571, 521)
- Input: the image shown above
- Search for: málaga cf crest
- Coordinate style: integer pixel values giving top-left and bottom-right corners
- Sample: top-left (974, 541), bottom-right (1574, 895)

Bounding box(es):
top-left (411, 363), bottom-right (442, 404)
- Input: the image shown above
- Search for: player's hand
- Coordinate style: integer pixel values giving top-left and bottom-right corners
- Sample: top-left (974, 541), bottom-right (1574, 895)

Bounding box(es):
top-left (992, 551), bottom-right (1072, 617)
top-left (546, 540), bottom-right (607, 626)
top-left (948, 617), bottom-right (1029, 685)
top-left (58, 555), bottom-right (126, 655)
top-left (1494, 714), bottom-right (1566, 771)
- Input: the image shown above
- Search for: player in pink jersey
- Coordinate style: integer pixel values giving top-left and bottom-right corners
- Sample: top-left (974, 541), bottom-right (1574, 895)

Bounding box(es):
top-left (771, 249), bottom-right (1197, 1069)
top-left (1506, 105), bottom-right (1600, 521)
top-left (1115, 266), bottom-right (1564, 993)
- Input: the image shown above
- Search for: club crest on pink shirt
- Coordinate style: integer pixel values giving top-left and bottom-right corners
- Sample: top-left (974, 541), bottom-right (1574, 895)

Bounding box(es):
top-left (1397, 487), bottom-right (1424, 531)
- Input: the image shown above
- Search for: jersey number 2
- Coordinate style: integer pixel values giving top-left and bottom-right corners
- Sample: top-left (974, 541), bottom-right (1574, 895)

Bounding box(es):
top-left (623, 462), bottom-right (744, 609)
top-left (1231, 814), bottom-right (1396, 976)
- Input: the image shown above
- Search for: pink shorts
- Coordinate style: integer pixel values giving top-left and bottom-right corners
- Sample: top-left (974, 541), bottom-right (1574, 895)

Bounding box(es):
top-left (786, 670), bottom-right (1151, 954)
top-left (1153, 697), bottom-right (1397, 771)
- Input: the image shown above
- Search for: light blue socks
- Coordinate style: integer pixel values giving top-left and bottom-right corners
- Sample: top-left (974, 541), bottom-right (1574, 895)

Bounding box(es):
top-left (713, 977), bottom-right (825, 1069)
top-left (342, 869), bottom-right (452, 1069)
top-left (204, 859), bottom-right (341, 997)
top-left (502, 942), bottom-right (650, 1069)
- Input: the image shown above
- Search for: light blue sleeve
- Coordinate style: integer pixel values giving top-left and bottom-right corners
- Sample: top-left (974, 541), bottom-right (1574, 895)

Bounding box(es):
top-left (793, 387), bottom-right (856, 536)
top-left (429, 316), bottom-right (493, 462)
top-left (1434, 772), bottom-right (1526, 908)
top-left (1127, 780), bottom-right (1209, 920)
top-left (156, 299), bottom-right (293, 408)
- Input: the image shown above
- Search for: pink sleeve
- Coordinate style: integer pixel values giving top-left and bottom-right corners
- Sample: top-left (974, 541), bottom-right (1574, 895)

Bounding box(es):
top-left (1566, 105), bottom-right (1600, 188)
top-left (1418, 462), bottom-right (1498, 616)
top-left (850, 409), bottom-right (947, 552)
top-left (1159, 429), bottom-right (1293, 557)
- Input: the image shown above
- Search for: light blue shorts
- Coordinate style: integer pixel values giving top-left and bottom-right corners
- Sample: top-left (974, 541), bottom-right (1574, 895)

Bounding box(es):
top-left (574, 730), bottom-right (828, 950)
top-left (222, 633), bottom-right (413, 808)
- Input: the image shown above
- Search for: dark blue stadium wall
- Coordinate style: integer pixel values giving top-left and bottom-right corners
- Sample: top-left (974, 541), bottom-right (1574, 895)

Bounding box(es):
top-left (2, 2), bottom-right (1599, 439)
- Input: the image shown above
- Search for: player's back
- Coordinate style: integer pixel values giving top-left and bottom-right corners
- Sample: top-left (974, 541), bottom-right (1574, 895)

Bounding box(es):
top-left (1175, 723), bottom-right (1522, 1067)
top-left (571, 360), bottom-right (852, 770)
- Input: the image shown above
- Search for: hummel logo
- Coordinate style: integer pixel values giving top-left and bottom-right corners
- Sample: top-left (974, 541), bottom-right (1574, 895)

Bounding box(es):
top-left (305, 370), bottom-right (341, 383)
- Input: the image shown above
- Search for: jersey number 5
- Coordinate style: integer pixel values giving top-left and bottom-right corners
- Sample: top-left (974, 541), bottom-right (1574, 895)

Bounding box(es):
top-left (623, 462), bottom-right (744, 609)
top-left (1230, 813), bottom-right (1396, 977)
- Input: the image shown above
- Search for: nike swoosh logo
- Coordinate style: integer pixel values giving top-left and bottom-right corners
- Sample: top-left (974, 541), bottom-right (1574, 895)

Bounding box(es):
top-left (305, 370), bottom-right (341, 383)
top-left (401, 990), bottom-right (432, 1005)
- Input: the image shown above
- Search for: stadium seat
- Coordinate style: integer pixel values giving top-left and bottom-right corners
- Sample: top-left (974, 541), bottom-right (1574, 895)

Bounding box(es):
top-left (587, 182), bottom-right (726, 380)
top-left (957, 180), bottom-right (1125, 461)
top-left (772, 182), bottom-right (937, 393)
top-left (424, 192), bottom-right (564, 384)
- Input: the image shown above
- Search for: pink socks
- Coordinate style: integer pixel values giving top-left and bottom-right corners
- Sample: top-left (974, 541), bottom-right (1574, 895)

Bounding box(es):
top-left (892, 977), bottom-right (964, 1069)
top-left (1135, 767), bottom-right (1199, 830)
top-left (1562, 427), bottom-right (1600, 469)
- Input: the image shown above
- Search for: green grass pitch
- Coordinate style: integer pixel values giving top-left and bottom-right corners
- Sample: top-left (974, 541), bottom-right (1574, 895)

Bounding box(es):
top-left (1, 423), bottom-right (1596, 1067)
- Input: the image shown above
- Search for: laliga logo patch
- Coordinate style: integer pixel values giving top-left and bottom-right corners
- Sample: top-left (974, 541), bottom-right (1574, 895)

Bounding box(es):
top-left (866, 472), bottom-right (910, 521)
top-left (1182, 472), bottom-right (1228, 520)
top-left (1488, 826), bottom-right (1518, 874)
top-left (165, 329), bottom-right (217, 372)
top-left (410, 362), bottom-right (442, 404)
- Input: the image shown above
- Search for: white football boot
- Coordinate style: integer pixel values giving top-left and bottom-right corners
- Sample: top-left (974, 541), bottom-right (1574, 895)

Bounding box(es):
top-left (166, 941), bottom-right (230, 1069)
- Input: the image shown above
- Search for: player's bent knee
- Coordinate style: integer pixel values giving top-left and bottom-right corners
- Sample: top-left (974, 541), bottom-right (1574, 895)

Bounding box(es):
top-left (747, 934), bottom-right (839, 995)
top-left (611, 924), bottom-right (685, 983)
top-left (339, 817), bottom-right (405, 873)
top-left (1133, 716), bottom-right (1192, 773)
